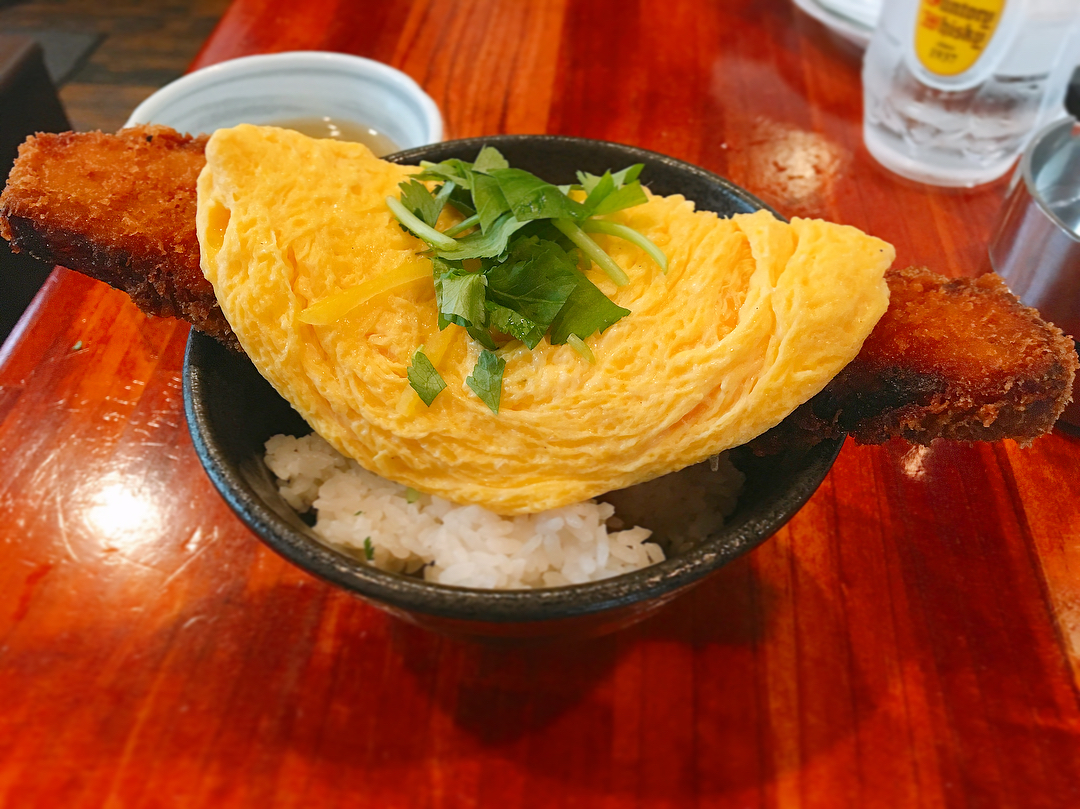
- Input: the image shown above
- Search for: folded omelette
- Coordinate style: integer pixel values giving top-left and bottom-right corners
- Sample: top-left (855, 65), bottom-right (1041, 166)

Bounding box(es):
top-left (196, 125), bottom-right (893, 514)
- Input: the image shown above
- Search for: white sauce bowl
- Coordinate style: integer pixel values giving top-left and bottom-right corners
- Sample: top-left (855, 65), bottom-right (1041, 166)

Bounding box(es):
top-left (125, 50), bottom-right (442, 150)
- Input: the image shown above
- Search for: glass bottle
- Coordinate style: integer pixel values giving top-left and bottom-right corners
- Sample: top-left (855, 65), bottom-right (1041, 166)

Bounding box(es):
top-left (862, 0), bottom-right (1080, 187)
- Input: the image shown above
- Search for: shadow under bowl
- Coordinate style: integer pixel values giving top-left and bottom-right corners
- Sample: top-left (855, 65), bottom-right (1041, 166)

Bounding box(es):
top-left (184, 134), bottom-right (843, 641)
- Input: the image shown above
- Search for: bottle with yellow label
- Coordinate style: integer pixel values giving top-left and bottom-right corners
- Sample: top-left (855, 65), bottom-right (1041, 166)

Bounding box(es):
top-left (862, 0), bottom-right (1080, 186)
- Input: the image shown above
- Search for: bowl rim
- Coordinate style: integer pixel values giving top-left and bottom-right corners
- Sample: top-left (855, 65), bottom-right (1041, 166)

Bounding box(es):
top-left (125, 50), bottom-right (443, 144)
top-left (184, 133), bottom-right (842, 623)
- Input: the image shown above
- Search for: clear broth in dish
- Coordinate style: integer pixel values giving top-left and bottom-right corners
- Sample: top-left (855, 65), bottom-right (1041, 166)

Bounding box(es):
top-left (272, 116), bottom-right (399, 156)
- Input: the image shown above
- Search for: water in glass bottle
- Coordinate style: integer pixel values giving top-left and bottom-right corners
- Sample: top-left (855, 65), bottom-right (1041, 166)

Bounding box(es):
top-left (862, 0), bottom-right (1080, 187)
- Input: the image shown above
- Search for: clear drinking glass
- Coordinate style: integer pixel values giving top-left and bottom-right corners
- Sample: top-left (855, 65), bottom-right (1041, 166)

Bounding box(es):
top-left (862, 0), bottom-right (1080, 187)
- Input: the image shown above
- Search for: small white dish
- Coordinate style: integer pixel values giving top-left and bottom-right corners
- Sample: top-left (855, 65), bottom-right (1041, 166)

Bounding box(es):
top-left (792, 0), bottom-right (876, 48)
top-left (815, 0), bottom-right (880, 31)
top-left (125, 51), bottom-right (442, 151)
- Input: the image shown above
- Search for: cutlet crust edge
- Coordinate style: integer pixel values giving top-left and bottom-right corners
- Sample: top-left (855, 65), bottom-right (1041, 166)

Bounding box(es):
top-left (0, 127), bottom-right (238, 350)
top-left (770, 266), bottom-right (1079, 449)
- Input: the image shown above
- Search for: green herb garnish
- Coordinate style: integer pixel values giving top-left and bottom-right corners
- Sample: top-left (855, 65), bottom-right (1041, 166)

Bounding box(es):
top-left (398, 178), bottom-right (452, 227)
top-left (407, 347), bottom-right (447, 406)
top-left (472, 145), bottom-right (510, 173)
top-left (485, 238), bottom-right (580, 334)
top-left (385, 148), bottom-right (666, 411)
top-left (433, 264), bottom-right (487, 329)
top-left (466, 350), bottom-right (506, 414)
top-left (363, 537), bottom-right (375, 561)
top-left (548, 267), bottom-right (631, 345)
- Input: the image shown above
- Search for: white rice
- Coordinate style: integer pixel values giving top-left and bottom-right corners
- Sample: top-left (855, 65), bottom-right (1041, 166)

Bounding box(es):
top-left (264, 432), bottom-right (744, 589)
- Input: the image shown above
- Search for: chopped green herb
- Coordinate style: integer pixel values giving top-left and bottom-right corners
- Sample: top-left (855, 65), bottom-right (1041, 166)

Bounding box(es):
top-left (591, 180), bottom-right (648, 217)
top-left (385, 196), bottom-right (456, 251)
top-left (552, 218), bottom-right (629, 286)
top-left (548, 269), bottom-right (631, 345)
top-left (381, 148), bottom-right (667, 411)
top-left (466, 350), bottom-right (506, 414)
top-left (436, 212), bottom-right (529, 261)
top-left (446, 182), bottom-right (476, 216)
top-left (443, 213), bottom-right (480, 238)
top-left (472, 172), bottom-right (511, 233)
top-left (434, 265), bottom-right (487, 329)
top-left (466, 323), bottom-right (502, 350)
top-left (363, 537), bottom-right (374, 561)
top-left (354, 510), bottom-right (364, 516)
top-left (581, 219), bottom-right (668, 273)
top-left (576, 165), bottom-right (646, 216)
top-left (485, 302), bottom-right (544, 349)
top-left (484, 238), bottom-right (579, 332)
top-left (488, 167), bottom-right (585, 222)
top-left (407, 347), bottom-right (447, 406)
top-left (405, 487), bottom-right (421, 504)
top-left (472, 145), bottom-right (510, 173)
top-left (579, 171), bottom-right (616, 216)
top-left (610, 164), bottom-right (644, 186)
top-left (578, 164), bottom-right (643, 190)
top-left (417, 157), bottom-right (475, 189)
top-left (398, 178), bottom-right (451, 228)
top-left (566, 334), bottom-right (596, 363)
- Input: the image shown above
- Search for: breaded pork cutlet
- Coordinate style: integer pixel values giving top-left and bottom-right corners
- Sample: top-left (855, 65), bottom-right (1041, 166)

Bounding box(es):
top-left (753, 266), bottom-right (1078, 451)
top-left (0, 126), bottom-right (237, 349)
top-left (1, 127), bottom-right (1076, 447)
top-left (824, 267), bottom-right (1074, 444)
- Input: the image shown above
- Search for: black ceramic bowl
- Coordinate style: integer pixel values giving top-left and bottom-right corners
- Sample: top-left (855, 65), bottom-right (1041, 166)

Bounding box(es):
top-left (184, 135), bottom-right (843, 640)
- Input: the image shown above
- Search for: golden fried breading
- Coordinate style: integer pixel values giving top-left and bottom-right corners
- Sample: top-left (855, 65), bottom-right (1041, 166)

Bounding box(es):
top-left (1, 127), bottom-right (1075, 448)
top-left (0, 126), bottom-right (237, 349)
top-left (755, 266), bottom-right (1078, 449)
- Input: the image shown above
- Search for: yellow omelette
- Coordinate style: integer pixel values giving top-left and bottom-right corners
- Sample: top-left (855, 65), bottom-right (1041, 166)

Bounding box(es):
top-left (196, 125), bottom-right (893, 514)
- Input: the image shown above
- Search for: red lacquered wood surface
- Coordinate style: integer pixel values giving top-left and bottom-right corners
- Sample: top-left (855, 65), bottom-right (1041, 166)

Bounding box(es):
top-left (2, 1), bottom-right (1080, 806)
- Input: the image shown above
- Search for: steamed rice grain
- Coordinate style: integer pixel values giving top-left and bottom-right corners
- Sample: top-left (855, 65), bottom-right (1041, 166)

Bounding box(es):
top-left (264, 432), bottom-right (744, 589)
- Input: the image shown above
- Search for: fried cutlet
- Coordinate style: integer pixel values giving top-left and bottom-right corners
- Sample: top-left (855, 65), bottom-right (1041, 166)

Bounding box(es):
top-left (0, 126), bottom-right (237, 349)
top-left (752, 266), bottom-right (1078, 451)
top-left (1, 127), bottom-right (1076, 447)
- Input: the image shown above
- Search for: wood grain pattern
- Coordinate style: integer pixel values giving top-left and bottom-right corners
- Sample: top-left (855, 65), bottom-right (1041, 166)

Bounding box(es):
top-left (1, 0), bottom-right (1079, 806)
top-left (0, 0), bottom-right (230, 133)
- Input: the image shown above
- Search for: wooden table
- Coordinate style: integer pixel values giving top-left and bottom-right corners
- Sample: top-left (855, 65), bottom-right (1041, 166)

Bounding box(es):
top-left (3, 1), bottom-right (1079, 805)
